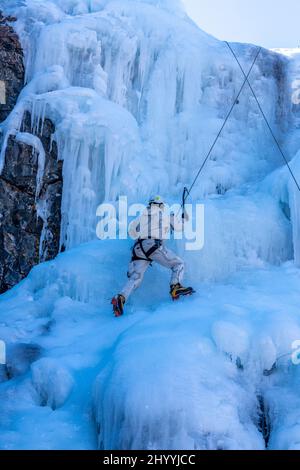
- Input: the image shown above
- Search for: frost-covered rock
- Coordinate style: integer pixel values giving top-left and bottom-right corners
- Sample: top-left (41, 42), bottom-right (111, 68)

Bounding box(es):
top-left (0, 12), bottom-right (63, 292)
top-left (0, 11), bottom-right (24, 123)
top-left (0, 111), bottom-right (62, 293)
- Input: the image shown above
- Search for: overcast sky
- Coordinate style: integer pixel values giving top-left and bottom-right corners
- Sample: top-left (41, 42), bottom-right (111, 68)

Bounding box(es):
top-left (182, 0), bottom-right (300, 49)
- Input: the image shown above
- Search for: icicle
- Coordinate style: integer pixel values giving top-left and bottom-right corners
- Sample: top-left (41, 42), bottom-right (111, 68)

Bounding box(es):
top-left (30, 99), bottom-right (36, 133)
top-left (15, 132), bottom-right (46, 199)
top-left (0, 130), bottom-right (16, 174)
top-left (36, 196), bottom-right (48, 261)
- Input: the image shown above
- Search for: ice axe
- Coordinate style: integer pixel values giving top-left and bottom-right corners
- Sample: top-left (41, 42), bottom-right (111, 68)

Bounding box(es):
top-left (263, 351), bottom-right (293, 376)
top-left (182, 187), bottom-right (190, 220)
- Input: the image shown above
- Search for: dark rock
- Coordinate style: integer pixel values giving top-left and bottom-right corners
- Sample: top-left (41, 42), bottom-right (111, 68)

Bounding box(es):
top-left (0, 15), bottom-right (63, 293)
top-left (0, 111), bottom-right (63, 293)
top-left (0, 11), bottom-right (24, 123)
top-left (1, 136), bottom-right (39, 195)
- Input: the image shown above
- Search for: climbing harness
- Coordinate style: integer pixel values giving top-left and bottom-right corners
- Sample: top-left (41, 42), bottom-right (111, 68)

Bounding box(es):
top-left (132, 239), bottom-right (162, 262)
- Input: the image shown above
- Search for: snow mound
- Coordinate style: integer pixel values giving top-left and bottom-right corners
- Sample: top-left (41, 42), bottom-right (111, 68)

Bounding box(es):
top-left (94, 315), bottom-right (263, 450)
top-left (31, 358), bottom-right (74, 410)
top-left (0, 240), bottom-right (300, 449)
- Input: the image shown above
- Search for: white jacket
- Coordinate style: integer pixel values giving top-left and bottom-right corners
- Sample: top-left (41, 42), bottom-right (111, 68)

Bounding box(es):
top-left (128, 205), bottom-right (186, 240)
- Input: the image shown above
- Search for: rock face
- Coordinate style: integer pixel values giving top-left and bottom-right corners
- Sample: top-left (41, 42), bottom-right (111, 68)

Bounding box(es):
top-left (0, 12), bottom-right (24, 123)
top-left (0, 112), bottom-right (63, 293)
top-left (0, 14), bottom-right (63, 293)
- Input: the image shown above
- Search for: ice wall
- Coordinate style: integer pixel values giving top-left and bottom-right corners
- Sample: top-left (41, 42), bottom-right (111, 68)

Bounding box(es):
top-left (262, 50), bottom-right (300, 267)
top-left (1, 2), bottom-right (300, 451)
top-left (0, 0), bottom-right (294, 274)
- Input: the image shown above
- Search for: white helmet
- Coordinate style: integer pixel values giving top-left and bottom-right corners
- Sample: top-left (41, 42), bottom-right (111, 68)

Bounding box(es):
top-left (149, 195), bottom-right (165, 206)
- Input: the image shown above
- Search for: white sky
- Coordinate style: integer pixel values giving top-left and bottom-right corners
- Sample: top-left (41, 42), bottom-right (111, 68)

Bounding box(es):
top-left (182, 0), bottom-right (300, 49)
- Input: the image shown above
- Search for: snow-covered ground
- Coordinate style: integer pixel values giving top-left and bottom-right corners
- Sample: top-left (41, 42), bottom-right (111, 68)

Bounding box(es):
top-left (1, 240), bottom-right (300, 450)
top-left (1, 0), bottom-right (300, 450)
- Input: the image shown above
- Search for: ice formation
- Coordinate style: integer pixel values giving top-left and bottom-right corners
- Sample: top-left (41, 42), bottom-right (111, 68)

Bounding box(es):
top-left (1, 0), bottom-right (294, 257)
top-left (1, 0), bottom-right (300, 450)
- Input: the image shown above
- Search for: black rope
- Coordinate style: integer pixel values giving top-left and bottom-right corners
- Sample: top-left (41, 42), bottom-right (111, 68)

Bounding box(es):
top-left (225, 41), bottom-right (300, 193)
top-left (182, 46), bottom-right (262, 206)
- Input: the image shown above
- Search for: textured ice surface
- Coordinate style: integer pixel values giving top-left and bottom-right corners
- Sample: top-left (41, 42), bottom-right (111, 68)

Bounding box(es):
top-left (1, 0), bottom-right (300, 450)
top-left (1, 0), bottom-right (293, 256)
top-left (0, 241), bottom-right (300, 449)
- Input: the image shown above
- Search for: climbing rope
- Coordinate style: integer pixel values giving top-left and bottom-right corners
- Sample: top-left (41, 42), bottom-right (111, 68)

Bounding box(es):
top-left (182, 45), bottom-right (262, 207)
top-left (182, 42), bottom-right (300, 207)
top-left (225, 41), bottom-right (300, 193)
top-left (263, 351), bottom-right (293, 376)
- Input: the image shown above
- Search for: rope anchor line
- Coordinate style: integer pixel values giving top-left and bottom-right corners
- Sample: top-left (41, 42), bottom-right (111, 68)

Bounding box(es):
top-left (226, 41), bottom-right (300, 194)
top-left (182, 42), bottom-right (300, 207)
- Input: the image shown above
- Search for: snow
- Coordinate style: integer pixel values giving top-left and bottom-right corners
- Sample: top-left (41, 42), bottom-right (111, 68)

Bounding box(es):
top-left (1, 241), bottom-right (300, 449)
top-left (0, 0), bottom-right (300, 451)
top-left (31, 358), bottom-right (74, 410)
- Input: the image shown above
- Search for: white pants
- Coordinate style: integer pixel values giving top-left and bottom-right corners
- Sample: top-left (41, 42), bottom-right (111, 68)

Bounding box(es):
top-left (121, 240), bottom-right (184, 301)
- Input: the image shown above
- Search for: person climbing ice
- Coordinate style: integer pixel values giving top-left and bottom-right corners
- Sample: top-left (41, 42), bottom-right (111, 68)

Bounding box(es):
top-left (112, 195), bottom-right (195, 317)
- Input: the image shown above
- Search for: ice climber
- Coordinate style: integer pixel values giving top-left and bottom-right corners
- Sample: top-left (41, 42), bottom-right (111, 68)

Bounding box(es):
top-left (112, 195), bottom-right (194, 317)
